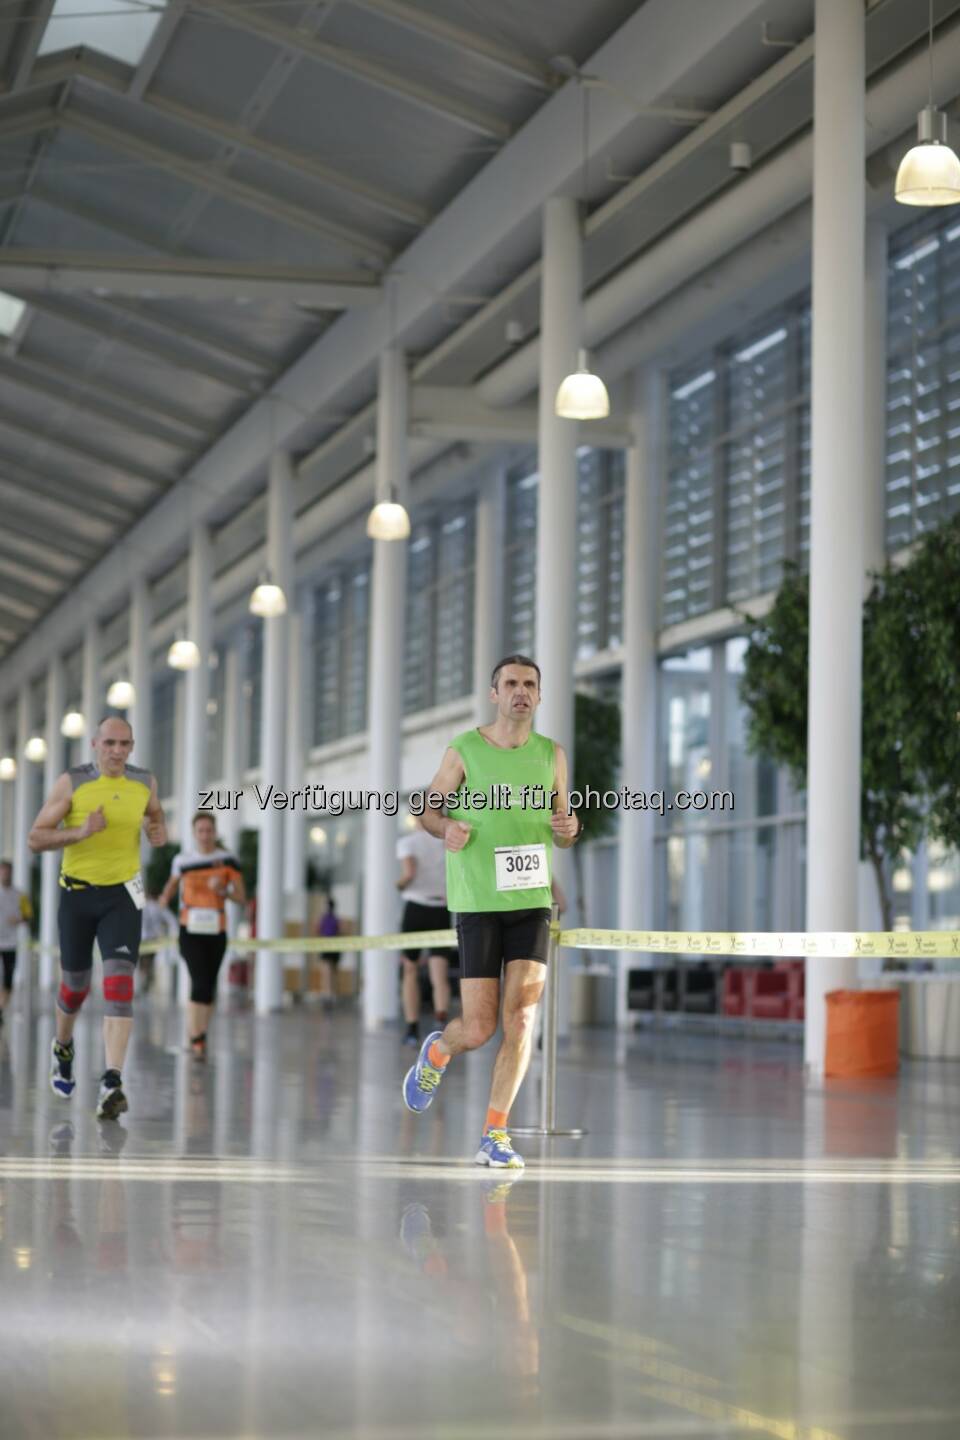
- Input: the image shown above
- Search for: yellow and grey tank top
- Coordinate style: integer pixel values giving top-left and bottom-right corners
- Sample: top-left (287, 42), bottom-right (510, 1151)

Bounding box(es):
top-left (61, 763), bottom-right (153, 887)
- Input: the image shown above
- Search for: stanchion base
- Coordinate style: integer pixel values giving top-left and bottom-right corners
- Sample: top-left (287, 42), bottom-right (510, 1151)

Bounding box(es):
top-left (509, 1126), bottom-right (586, 1138)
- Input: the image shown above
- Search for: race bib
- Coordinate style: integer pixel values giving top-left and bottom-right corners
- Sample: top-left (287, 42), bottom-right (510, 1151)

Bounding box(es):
top-left (187, 908), bottom-right (221, 935)
top-left (494, 843), bottom-right (548, 892)
top-left (124, 874), bottom-right (145, 911)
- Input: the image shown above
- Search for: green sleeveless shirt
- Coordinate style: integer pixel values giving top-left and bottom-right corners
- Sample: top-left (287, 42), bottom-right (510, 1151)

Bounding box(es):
top-left (445, 728), bottom-right (556, 913)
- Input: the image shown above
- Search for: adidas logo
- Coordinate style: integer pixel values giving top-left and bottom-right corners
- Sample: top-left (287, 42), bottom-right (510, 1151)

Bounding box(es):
top-left (116, 945), bottom-right (131, 955)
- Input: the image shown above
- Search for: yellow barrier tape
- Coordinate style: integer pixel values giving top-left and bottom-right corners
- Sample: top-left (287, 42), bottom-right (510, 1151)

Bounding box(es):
top-left (27, 926), bottom-right (960, 960)
top-left (558, 928), bottom-right (960, 960)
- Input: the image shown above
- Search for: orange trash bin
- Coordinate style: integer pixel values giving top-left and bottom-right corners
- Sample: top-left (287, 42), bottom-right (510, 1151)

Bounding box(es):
top-left (825, 989), bottom-right (900, 1078)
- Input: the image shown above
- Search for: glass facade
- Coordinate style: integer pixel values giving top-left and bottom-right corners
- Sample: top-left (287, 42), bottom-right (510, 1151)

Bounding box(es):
top-left (153, 673), bottom-right (176, 800)
top-left (654, 639), bottom-right (804, 936)
top-left (312, 561), bottom-right (370, 747)
top-left (886, 214), bottom-right (960, 548)
top-left (664, 207), bottom-right (960, 627)
top-left (403, 505), bottom-right (475, 715)
top-left (663, 303), bottom-right (809, 626)
top-left (504, 449), bottom-right (626, 657)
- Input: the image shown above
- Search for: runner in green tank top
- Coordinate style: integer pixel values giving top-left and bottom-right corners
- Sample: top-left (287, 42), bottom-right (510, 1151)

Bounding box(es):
top-left (401, 656), bottom-right (581, 1169)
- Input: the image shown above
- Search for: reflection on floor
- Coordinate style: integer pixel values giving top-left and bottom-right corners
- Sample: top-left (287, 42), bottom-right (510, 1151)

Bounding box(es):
top-left (2, 991), bottom-right (960, 1439)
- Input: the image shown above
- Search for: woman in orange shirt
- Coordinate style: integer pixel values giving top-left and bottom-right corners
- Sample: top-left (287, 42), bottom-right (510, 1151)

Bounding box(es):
top-left (160, 811), bottom-right (245, 1059)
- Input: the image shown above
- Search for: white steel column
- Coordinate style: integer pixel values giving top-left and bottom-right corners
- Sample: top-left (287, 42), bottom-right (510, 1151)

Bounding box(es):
top-left (535, 196), bottom-right (581, 1035)
top-left (40, 655), bottom-right (64, 988)
top-left (473, 465), bottom-right (506, 724)
top-left (284, 609), bottom-right (307, 925)
top-left (617, 369), bottom-right (662, 1025)
top-left (805, 0), bottom-right (865, 1073)
top-left (220, 639), bottom-right (245, 859)
top-left (81, 620), bottom-right (100, 757)
top-left (181, 526), bottom-right (212, 839)
top-left (129, 576), bottom-right (153, 777)
top-left (13, 687), bottom-right (32, 896)
top-left (255, 453), bottom-right (293, 1014)
top-left (362, 346), bottom-right (409, 1030)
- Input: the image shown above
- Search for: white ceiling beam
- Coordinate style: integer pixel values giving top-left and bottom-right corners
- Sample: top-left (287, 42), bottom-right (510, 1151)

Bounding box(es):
top-left (9, 349), bottom-right (217, 442)
top-left (128, 0), bottom-right (185, 101)
top-left (4, 45), bottom-right (431, 228)
top-left (19, 290), bottom-right (263, 394)
top-left (0, 446), bottom-right (140, 522)
top-left (409, 385), bottom-right (632, 449)
top-left (347, 0), bottom-right (556, 90)
top-left (0, 400), bottom-right (172, 489)
top-left (0, 591), bottom-right (42, 621)
top-left (0, 472), bottom-right (123, 544)
top-left (0, 353), bottom-right (206, 450)
top-left (0, 541), bottom-right (80, 590)
top-left (193, 0), bottom-right (511, 140)
top-left (0, 249), bottom-right (382, 307)
top-left (0, 106), bottom-right (55, 141)
top-left (8, 1), bottom-right (56, 92)
top-left (147, 92), bottom-right (430, 228)
top-left (0, 506), bottom-right (102, 562)
top-left (15, 187), bottom-right (276, 376)
top-left (0, 0), bottom-right (788, 691)
top-left (64, 111), bottom-right (393, 262)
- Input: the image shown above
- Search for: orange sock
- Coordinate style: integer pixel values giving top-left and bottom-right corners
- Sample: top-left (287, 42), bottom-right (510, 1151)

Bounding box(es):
top-left (485, 1108), bottom-right (508, 1133)
top-left (427, 1042), bottom-right (450, 1069)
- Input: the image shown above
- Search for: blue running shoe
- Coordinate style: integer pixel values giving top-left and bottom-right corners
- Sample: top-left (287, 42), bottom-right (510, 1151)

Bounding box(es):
top-left (402, 1030), bottom-right (446, 1113)
top-left (475, 1129), bottom-right (524, 1169)
top-left (50, 1039), bottom-right (75, 1099)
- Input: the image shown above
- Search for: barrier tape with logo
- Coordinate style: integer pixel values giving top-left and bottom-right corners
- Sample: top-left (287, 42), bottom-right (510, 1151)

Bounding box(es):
top-left (28, 927), bottom-right (960, 960)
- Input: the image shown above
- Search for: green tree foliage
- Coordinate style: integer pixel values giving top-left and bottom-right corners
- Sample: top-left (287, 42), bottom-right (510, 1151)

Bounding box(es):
top-left (571, 691), bottom-right (621, 930)
top-left (144, 842), bottom-right (178, 899)
top-left (738, 523), bottom-right (960, 931)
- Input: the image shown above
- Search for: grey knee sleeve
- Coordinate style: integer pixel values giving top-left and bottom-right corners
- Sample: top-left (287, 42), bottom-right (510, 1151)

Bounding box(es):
top-left (102, 958), bottom-right (135, 1017)
top-left (58, 970), bottom-right (92, 1014)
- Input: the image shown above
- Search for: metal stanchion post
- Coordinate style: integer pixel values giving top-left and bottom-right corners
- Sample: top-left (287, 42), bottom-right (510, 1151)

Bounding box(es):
top-left (512, 908), bottom-right (584, 1140)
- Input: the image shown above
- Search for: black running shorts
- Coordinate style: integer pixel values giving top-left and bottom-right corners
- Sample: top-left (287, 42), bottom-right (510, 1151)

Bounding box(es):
top-left (1, 949), bottom-right (15, 992)
top-left (58, 880), bottom-right (142, 972)
top-left (179, 928), bottom-right (228, 1005)
top-left (455, 908), bottom-right (552, 981)
top-left (401, 900), bottom-right (457, 963)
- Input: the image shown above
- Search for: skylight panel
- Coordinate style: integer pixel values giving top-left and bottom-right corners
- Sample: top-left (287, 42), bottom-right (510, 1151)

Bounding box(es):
top-left (0, 292), bottom-right (26, 338)
top-left (38, 0), bottom-right (167, 66)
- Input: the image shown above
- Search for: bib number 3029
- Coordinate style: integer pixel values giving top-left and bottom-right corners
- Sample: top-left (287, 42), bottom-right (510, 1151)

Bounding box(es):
top-left (494, 843), bottom-right (547, 892)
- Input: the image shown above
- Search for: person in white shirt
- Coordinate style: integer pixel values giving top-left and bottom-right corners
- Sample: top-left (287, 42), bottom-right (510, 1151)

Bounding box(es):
top-left (396, 818), bottom-right (456, 1046)
top-left (0, 860), bottom-right (31, 1024)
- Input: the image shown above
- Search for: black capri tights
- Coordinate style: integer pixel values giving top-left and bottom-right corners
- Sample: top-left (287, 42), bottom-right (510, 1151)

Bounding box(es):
top-left (179, 929), bottom-right (228, 1005)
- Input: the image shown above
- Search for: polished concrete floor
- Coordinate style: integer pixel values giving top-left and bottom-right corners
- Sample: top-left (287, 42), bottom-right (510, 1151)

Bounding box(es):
top-left (2, 986), bottom-right (960, 1440)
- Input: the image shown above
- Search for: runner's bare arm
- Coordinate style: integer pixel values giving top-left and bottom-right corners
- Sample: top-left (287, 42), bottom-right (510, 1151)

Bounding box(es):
top-left (158, 872), bottom-right (178, 910)
top-left (550, 744), bottom-right (580, 848)
top-left (397, 856), bottom-right (417, 891)
top-left (418, 748), bottom-right (470, 851)
top-left (143, 779), bottom-right (167, 847)
top-left (28, 773), bottom-right (103, 853)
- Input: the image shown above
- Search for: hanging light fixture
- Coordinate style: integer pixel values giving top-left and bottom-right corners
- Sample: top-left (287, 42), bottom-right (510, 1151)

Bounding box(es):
top-left (249, 579), bottom-right (287, 618)
top-left (24, 736), bottom-right (47, 763)
top-left (556, 349), bottom-right (611, 419)
top-left (366, 276), bottom-right (411, 541)
top-left (367, 488), bottom-right (411, 540)
top-left (60, 710), bottom-right (86, 739)
top-left (106, 679), bottom-right (135, 709)
top-left (895, 0), bottom-right (960, 207)
top-left (167, 638), bottom-right (201, 670)
top-left (556, 77), bottom-right (610, 420)
top-left (0, 756), bottom-right (17, 780)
